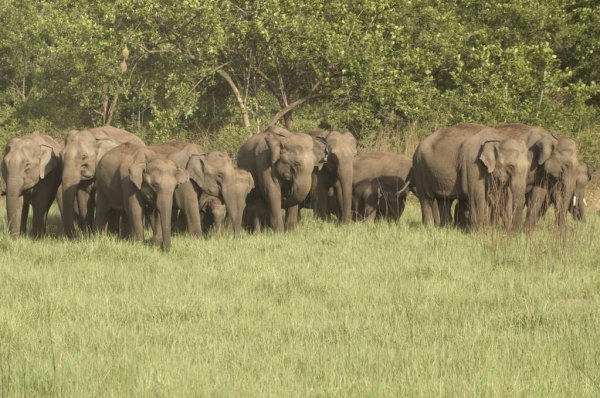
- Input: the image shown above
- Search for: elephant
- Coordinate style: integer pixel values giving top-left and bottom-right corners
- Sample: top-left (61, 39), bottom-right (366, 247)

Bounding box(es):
top-left (305, 130), bottom-right (357, 223)
top-left (199, 193), bottom-right (226, 233)
top-left (199, 168), bottom-right (254, 234)
top-left (493, 124), bottom-right (581, 229)
top-left (413, 124), bottom-right (530, 230)
top-left (95, 143), bottom-right (188, 251)
top-left (237, 126), bottom-right (320, 232)
top-left (570, 162), bottom-right (594, 221)
top-left (1, 132), bottom-right (62, 237)
top-left (532, 161), bottom-right (594, 222)
top-left (61, 126), bottom-right (144, 238)
top-left (352, 176), bottom-right (410, 221)
top-left (243, 198), bottom-right (269, 233)
top-left (148, 142), bottom-right (248, 236)
top-left (350, 152), bottom-right (412, 221)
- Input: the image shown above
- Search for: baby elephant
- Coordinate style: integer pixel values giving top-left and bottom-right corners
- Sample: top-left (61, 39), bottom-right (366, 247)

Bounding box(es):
top-left (199, 193), bottom-right (226, 233)
top-left (352, 177), bottom-right (410, 221)
top-left (95, 143), bottom-right (189, 251)
top-left (243, 198), bottom-right (269, 232)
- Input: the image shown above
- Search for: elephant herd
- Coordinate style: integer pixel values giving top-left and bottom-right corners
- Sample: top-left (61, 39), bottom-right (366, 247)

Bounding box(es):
top-left (0, 123), bottom-right (593, 251)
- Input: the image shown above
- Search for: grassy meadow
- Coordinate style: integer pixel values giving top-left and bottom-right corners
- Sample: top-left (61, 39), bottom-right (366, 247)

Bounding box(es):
top-left (0, 203), bottom-right (599, 397)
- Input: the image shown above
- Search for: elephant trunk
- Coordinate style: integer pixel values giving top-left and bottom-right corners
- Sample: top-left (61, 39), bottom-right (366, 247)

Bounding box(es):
top-left (337, 157), bottom-right (353, 224)
top-left (6, 177), bottom-right (24, 235)
top-left (508, 179), bottom-right (526, 231)
top-left (157, 193), bottom-right (174, 252)
top-left (222, 189), bottom-right (244, 237)
top-left (61, 158), bottom-right (82, 238)
top-left (554, 171), bottom-right (577, 228)
top-left (288, 172), bottom-right (313, 205)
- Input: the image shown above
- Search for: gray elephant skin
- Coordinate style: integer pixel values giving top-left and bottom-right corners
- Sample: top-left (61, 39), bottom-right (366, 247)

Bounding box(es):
top-left (95, 143), bottom-right (188, 251)
top-left (413, 124), bottom-right (530, 230)
top-left (350, 152), bottom-right (412, 221)
top-left (237, 126), bottom-right (319, 232)
top-left (306, 130), bottom-right (357, 223)
top-left (61, 126), bottom-right (144, 238)
top-left (149, 142), bottom-right (250, 237)
top-left (1, 132), bottom-right (62, 237)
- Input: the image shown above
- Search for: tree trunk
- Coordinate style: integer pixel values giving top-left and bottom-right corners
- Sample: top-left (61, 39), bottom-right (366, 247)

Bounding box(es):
top-left (216, 68), bottom-right (250, 128)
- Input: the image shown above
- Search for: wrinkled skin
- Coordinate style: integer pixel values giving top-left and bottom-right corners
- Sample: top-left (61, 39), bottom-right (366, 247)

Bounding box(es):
top-left (95, 143), bottom-right (188, 251)
top-left (198, 168), bottom-right (254, 234)
top-left (413, 124), bottom-right (530, 230)
top-left (532, 160), bottom-right (593, 222)
top-left (570, 162), bottom-right (594, 221)
top-left (494, 124), bottom-right (581, 229)
top-left (306, 130), bottom-right (357, 223)
top-left (349, 152), bottom-right (412, 221)
top-left (243, 198), bottom-right (269, 233)
top-left (150, 143), bottom-right (246, 237)
top-left (199, 193), bottom-right (226, 233)
top-left (61, 126), bottom-right (144, 238)
top-left (352, 176), bottom-right (410, 221)
top-left (1, 133), bottom-right (62, 237)
top-left (237, 126), bottom-right (318, 232)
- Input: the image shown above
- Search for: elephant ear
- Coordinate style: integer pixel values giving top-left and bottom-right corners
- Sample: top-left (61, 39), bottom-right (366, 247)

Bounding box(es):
top-left (39, 144), bottom-right (58, 179)
top-left (264, 126), bottom-right (291, 165)
top-left (175, 167), bottom-right (189, 186)
top-left (170, 143), bottom-right (205, 169)
top-left (129, 162), bottom-right (146, 190)
top-left (534, 135), bottom-right (555, 165)
top-left (587, 164), bottom-right (595, 180)
top-left (186, 154), bottom-right (208, 189)
top-left (313, 136), bottom-right (329, 170)
top-left (479, 141), bottom-right (499, 174)
top-left (95, 137), bottom-right (119, 166)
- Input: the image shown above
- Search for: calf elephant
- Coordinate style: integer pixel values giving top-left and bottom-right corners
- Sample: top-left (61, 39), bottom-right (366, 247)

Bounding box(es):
top-left (1, 132), bottom-right (62, 237)
top-left (95, 143), bottom-right (188, 251)
top-left (61, 126), bottom-right (144, 238)
top-left (306, 130), bottom-right (357, 223)
top-left (237, 126), bottom-right (319, 232)
top-left (413, 124), bottom-right (530, 230)
top-left (352, 176), bottom-right (411, 221)
top-left (351, 152), bottom-right (412, 221)
top-left (199, 193), bottom-right (226, 233)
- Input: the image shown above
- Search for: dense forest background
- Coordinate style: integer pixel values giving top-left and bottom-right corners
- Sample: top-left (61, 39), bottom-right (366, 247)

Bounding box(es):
top-left (1, 0), bottom-right (599, 161)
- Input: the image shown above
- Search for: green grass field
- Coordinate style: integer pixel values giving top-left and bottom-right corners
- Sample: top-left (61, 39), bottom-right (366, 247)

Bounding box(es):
top-left (0, 204), bottom-right (599, 397)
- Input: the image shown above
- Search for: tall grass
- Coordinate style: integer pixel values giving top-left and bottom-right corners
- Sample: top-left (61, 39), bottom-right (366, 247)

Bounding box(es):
top-left (0, 205), bottom-right (598, 396)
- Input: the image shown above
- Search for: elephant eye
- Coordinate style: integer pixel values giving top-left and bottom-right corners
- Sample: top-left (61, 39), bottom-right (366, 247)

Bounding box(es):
top-left (151, 182), bottom-right (159, 190)
top-left (81, 154), bottom-right (87, 160)
top-left (24, 162), bottom-right (31, 170)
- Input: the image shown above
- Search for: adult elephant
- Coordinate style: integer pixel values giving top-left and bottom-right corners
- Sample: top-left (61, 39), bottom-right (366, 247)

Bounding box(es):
top-left (570, 162), bottom-right (594, 221)
top-left (493, 124), bottom-right (581, 229)
top-left (1, 133), bottom-right (62, 237)
top-left (306, 130), bottom-right (357, 223)
top-left (351, 152), bottom-right (412, 221)
top-left (95, 143), bottom-right (188, 251)
top-left (61, 126), bottom-right (144, 238)
top-left (413, 124), bottom-right (530, 230)
top-left (237, 126), bottom-right (319, 232)
top-left (149, 142), bottom-right (249, 237)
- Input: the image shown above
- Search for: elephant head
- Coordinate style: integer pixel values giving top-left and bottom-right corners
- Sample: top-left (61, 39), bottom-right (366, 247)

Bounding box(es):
top-left (265, 126), bottom-right (317, 207)
top-left (170, 144), bottom-right (247, 236)
top-left (376, 177), bottom-right (411, 220)
top-left (129, 148), bottom-right (189, 251)
top-left (313, 130), bottom-right (357, 223)
top-left (570, 162), bottom-right (594, 221)
top-left (61, 129), bottom-right (119, 237)
top-left (199, 194), bottom-right (226, 233)
top-left (538, 136), bottom-right (580, 226)
top-left (221, 168), bottom-right (254, 236)
top-left (1, 134), bottom-right (61, 235)
top-left (479, 138), bottom-right (529, 229)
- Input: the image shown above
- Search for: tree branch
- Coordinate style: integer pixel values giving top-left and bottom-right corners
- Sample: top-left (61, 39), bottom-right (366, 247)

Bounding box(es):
top-left (268, 82), bottom-right (324, 127)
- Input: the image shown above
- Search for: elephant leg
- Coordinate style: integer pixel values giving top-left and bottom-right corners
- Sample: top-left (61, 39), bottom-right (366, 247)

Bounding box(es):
top-left (420, 197), bottom-right (436, 226)
top-left (436, 197), bottom-right (453, 227)
top-left (313, 172), bottom-right (332, 220)
top-left (285, 205), bottom-right (300, 231)
top-left (20, 196), bottom-right (30, 234)
top-left (333, 180), bottom-right (343, 219)
top-left (125, 191), bottom-right (145, 242)
top-left (30, 179), bottom-right (58, 238)
top-left (107, 211), bottom-right (121, 235)
top-left (454, 199), bottom-right (469, 229)
top-left (266, 184), bottom-right (284, 232)
top-left (119, 212), bottom-right (131, 239)
top-left (177, 184), bottom-right (202, 236)
top-left (94, 191), bottom-right (111, 235)
top-left (469, 185), bottom-right (489, 230)
top-left (526, 185), bottom-right (548, 231)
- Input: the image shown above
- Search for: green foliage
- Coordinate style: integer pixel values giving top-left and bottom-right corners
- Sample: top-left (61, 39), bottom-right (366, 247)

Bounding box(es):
top-left (0, 0), bottom-right (598, 160)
